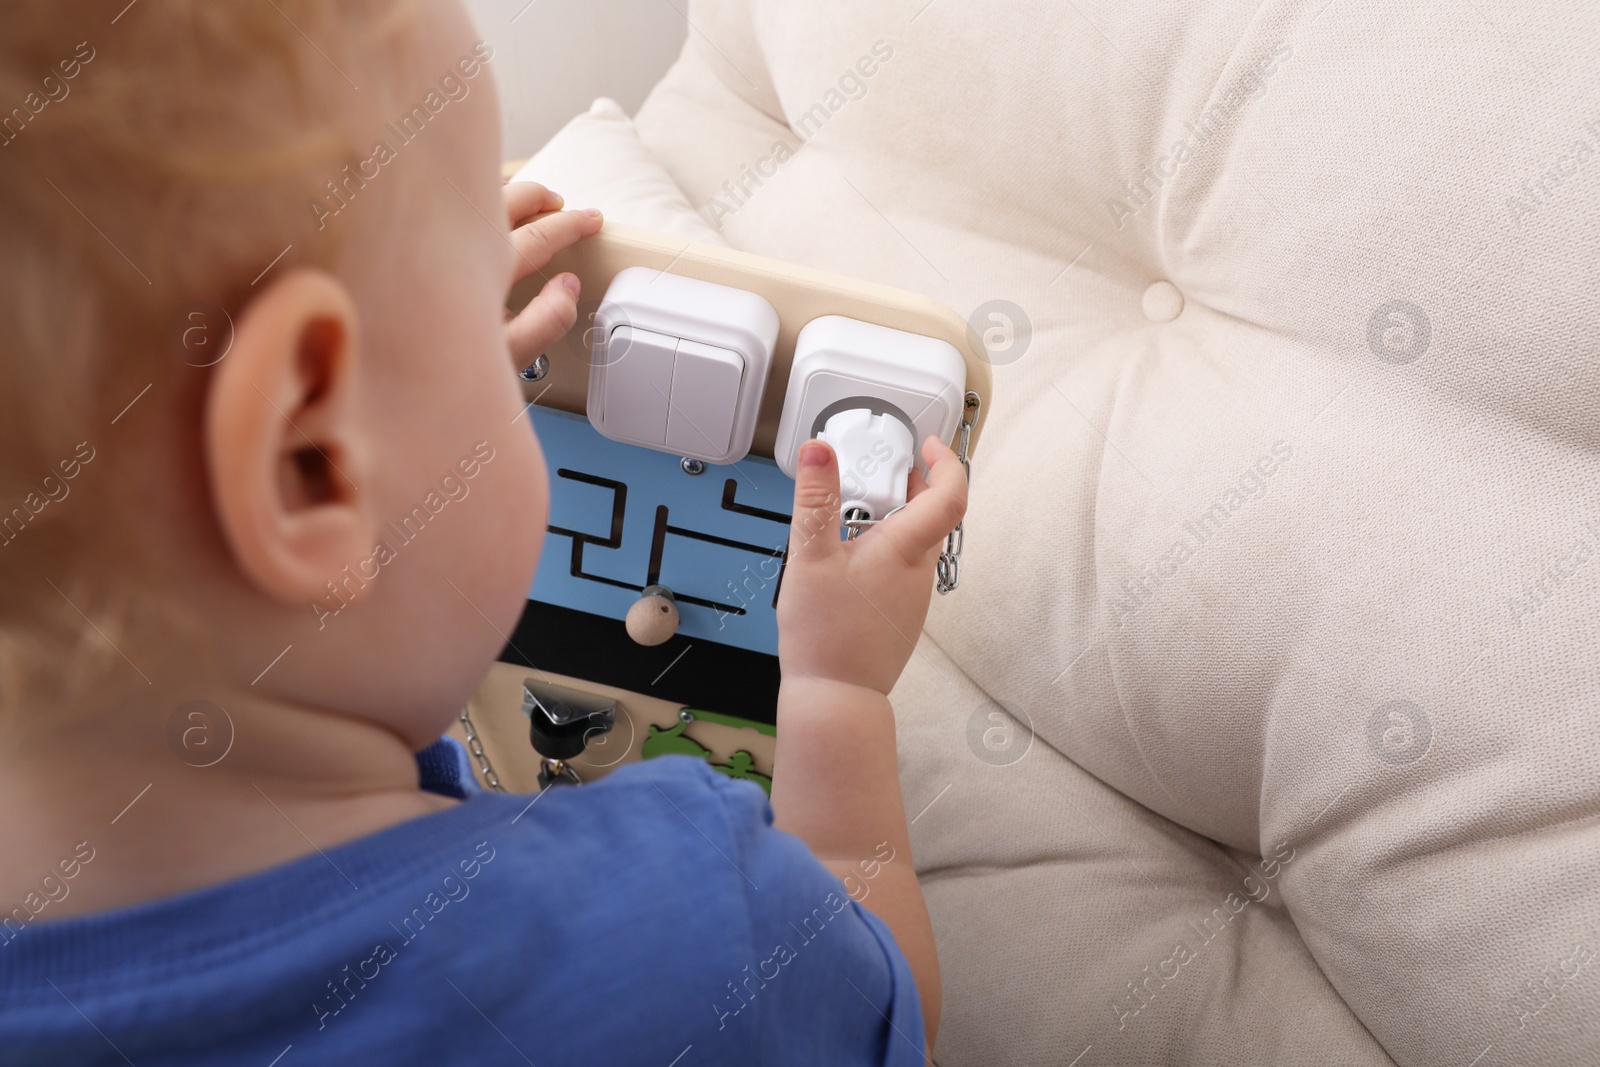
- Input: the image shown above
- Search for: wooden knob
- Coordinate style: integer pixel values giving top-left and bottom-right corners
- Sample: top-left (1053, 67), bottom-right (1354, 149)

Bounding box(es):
top-left (626, 585), bottom-right (679, 646)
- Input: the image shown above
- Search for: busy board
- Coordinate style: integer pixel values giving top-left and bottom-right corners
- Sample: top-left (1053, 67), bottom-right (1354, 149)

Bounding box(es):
top-left (451, 215), bottom-right (992, 792)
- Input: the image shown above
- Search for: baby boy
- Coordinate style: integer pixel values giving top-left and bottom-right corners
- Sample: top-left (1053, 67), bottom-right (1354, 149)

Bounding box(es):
top-left (0, 2), bottom-right (965, 1064)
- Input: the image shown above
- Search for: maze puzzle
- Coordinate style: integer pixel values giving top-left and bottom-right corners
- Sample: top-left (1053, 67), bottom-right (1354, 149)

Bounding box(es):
top-left (500, 405), bottom-right (797, 728)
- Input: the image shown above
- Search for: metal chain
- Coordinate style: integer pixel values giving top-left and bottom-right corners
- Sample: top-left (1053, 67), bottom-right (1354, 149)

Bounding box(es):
top-left (457, 707), bottom-right (505, 793)
top-left (936, 391), bottom-right (980, 595)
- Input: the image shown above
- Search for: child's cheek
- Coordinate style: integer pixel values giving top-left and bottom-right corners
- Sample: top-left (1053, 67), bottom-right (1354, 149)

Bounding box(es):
top-left (498, 425), bottom-right (549, 591)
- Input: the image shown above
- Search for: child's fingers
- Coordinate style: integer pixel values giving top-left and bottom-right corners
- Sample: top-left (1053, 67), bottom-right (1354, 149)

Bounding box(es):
top-left (503, 180), bottom-right (563, 227)
top-left (905, 465), bottom-right (929, 501)
top-left (507, 273), bottom-right (581, 368)
top-left (786, 440), bottom-right (843, 565)
top-left (509, 208), bottom-right (603, 281)
top-left (875, 436), bottom-right (967, 566)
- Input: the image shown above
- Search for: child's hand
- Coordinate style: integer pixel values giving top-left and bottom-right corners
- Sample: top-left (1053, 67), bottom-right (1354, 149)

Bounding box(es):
top-left (501, 181), bottom-right (602, 368)
top-left (777, 435), bottom-right (968, 696)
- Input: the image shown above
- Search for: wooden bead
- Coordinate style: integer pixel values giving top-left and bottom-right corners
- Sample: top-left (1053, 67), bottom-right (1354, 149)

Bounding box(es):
top-left (626, 588), bottom-right (679, 647)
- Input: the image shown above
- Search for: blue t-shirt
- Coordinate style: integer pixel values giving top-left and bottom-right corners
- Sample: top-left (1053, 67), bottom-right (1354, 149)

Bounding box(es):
top-left (0, 751), bottom-right (924, 1066)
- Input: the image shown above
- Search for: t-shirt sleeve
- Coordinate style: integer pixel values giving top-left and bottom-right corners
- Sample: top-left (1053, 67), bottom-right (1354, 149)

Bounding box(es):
top-left (707, 771), bottom-right (927, 1067)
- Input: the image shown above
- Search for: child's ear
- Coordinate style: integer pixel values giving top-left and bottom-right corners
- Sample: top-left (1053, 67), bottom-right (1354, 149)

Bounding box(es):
top-left (206, 268), bottom-right (375, 605)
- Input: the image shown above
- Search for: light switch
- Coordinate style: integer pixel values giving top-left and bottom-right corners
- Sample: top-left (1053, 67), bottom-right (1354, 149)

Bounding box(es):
top-left (587, 268), bottom-right (779, 464)
top-left (601, 325), bottom-right (676, 446)
top-left (666, 339), bottom-right (743, 456)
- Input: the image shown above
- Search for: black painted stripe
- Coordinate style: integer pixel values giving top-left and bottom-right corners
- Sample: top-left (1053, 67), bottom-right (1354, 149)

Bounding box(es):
top-left (500, 599), bottom-right (781, 726)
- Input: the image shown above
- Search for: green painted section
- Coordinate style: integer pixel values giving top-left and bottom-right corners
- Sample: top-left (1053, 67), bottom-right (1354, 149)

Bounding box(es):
top-left (711, 751), bottom-right (773, 795)
top-left (640, 721), bottom-right (713, 761)
top-left (640, 720), bottom-right (773, 796)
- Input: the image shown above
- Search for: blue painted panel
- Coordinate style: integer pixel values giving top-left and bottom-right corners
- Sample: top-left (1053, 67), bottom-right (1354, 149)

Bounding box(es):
top-left (526, 405), bottom-right (797, 657)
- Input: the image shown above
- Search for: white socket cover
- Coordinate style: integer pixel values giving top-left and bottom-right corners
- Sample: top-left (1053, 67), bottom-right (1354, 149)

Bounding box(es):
top-left (774, 316), bottom-right (967, 481)
top-left (587, 266), bottom-right (779, 465)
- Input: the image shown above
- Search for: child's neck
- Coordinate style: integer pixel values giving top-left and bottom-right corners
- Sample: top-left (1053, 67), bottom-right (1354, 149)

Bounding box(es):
top-left (0, 682), bottom-right (454, 926)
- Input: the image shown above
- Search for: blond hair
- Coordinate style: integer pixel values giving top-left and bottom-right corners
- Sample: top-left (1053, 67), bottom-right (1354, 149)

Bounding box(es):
top-left (0, 0), bottom-right (424, 710)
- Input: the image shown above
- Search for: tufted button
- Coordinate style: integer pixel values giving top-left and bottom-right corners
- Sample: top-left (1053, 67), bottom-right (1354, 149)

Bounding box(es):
top-left (1142, 280), bottom-right (1184, 323)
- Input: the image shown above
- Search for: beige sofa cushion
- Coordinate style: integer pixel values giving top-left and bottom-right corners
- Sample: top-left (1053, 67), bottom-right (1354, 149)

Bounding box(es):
top-left (510, 97), bottom-right (728, 246)
top-left (532, 2), bottom-right (1600, 1062)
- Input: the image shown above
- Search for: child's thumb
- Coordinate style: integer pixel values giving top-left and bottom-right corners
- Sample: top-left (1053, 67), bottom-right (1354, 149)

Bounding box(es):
top-left (787, 440), bottom-right (843, 564)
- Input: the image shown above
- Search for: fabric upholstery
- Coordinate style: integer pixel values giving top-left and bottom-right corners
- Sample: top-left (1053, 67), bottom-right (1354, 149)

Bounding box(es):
top-left (511, 97), bottom-right (728, 246)
top-left (524, 2), bottom-right (1600, 1062)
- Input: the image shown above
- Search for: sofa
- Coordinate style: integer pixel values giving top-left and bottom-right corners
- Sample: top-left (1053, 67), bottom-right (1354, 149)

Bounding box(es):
top-left (510, 1), bottom-right (1600, 1062)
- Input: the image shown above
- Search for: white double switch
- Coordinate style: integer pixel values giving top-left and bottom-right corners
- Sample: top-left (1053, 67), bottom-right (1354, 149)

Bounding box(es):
top-left (588, 268), bottom-right (778, 465)
top-left (604, 328), bottom-right (744, 455)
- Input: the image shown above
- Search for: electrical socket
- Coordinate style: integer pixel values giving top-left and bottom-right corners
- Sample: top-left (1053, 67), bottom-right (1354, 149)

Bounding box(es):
top-left (774, 316), bottom-right (967, 484)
